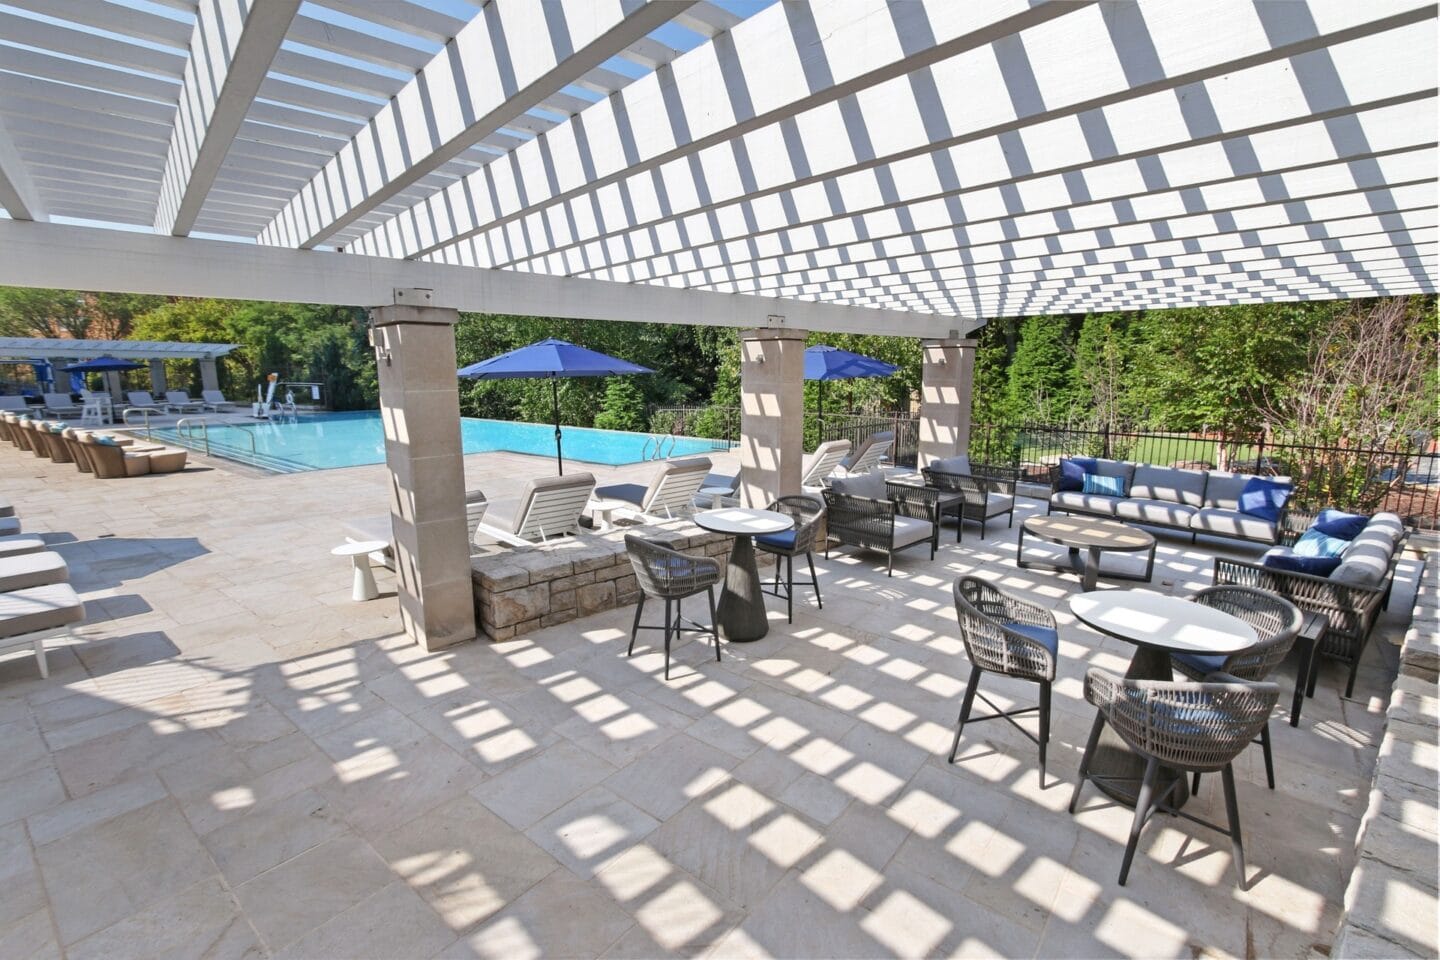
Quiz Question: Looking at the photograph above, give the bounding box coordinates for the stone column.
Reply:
[148,359,168,395]
[371,288,476,651]
[738,326,807,507]
[918,338,977,467]
[198,359,220,393]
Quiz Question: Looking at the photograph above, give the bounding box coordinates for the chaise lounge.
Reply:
[476,473,597,546]
[594,458,712,522]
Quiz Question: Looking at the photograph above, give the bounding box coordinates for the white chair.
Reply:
[799,439,852,493]
[0,582,85,678]
[476,473,597,546]
[836,431,893,476]
[594,458,712,522]
[201,390,238,412]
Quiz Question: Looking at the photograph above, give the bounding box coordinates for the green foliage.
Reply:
[1004,315,1076,422]
[594,377,647,431]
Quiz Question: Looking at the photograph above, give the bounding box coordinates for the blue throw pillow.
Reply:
[1057,457,1095,492]
[1293,526,1348,559]
[1082,473,1125,497]
[1263,552,1342,577]
[1313,508,1368,540]
[1238,477,1292,521]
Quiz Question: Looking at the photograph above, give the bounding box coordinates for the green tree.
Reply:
[1004,314,1076,422]
[594,377,648,431]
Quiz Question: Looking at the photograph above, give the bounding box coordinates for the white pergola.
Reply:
[0,337,238,361]
[0,0,1432,327]
[0,0,1434,648]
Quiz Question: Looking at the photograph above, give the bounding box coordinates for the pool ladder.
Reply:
[175,417,258,461]
[640,434,677,461]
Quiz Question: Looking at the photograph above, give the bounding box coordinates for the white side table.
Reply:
[332,540,388,601]
[697,485,734,509]
[587,497,629,532]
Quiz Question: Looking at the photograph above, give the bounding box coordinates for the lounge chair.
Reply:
[0,536,47,559]
[42,393,80,417]
[0,582,85,678]
[594,458,712,521]
[33,424,74,464]
[125,391,165,412]
[692,472,740,510]
[799,439,852,492]
[0,551,67,592]
[0,396,30,413]
[476,473,596,546]
[164,391,206,413]
[836,430,893,476]
[77,435,151,478]
[201,390,239,412]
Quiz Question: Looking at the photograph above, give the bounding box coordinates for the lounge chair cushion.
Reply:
[0,583,84,637]
[0,552,67,592]
[1050,491,1122,516]
[1172,651,1228,675]
[1008,623,1060,657]
[0,536,47,558]
[1129,466,1207,507]
[145,448,188,473]
[1190,507,1277,542]
[829,471,888,499]
[1329,520,1402,586]
[891,516,934,549]
[0,517,21,537]
[0,497,13,518]
[1203,471,1274,510]
[1092,458,1135,489]
[1113,498,1199,527]
[592,482,648,508]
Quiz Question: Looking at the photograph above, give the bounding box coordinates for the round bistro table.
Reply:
[332,539,388,601]
[1018,515,1156,591]
[1069,589,1257,809]
[693,507,794,642]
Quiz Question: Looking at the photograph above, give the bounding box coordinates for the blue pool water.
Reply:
[151,411,731,473]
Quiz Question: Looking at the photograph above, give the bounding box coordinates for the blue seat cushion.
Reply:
[1172,651,1228,675]
[1007,622,1059,657]
[1263,552,1342,576]
[756,530,797,551]
[1238,477,1292,521]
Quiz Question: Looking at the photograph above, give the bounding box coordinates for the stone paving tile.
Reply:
[0,448,1421,958]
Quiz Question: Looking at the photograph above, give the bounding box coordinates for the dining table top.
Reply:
[1068,589,1257,655]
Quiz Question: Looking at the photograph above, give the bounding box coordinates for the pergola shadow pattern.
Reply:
[0,449,1419,958]
[0,0,1433,324]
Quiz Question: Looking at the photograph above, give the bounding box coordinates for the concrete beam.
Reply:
[154,0,301,236]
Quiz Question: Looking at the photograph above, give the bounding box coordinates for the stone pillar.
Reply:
[199,359,220,392]
[738,326,807,507]
[148,359,168,395]
[918,338,977,467]
[371,288,476,651]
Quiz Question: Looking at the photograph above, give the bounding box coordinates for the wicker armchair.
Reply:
[757,494,826,623]
[1173,585,1302,790]
[623,535,722,680]
[949,576,1058,785]
[921,464,1018,541]
[1070,668,1279,889]
[1211,552,1393,699]
[822,479,940,576]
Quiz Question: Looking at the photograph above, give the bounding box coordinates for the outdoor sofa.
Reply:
[1214,509,1407,698]
[1048,457,1293,545]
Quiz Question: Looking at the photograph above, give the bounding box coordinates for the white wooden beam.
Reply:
[259,0,691,250]
[0,220,956,336]
[0,115,46,221]
[153,0,301,237]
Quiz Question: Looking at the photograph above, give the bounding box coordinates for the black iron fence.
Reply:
[650,405,1438,528]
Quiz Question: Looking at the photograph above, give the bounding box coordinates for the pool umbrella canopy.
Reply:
[458,338,653,474]
[58,356,144,372]
[803,345,898,422]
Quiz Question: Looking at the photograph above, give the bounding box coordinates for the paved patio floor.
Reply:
[0,443,1419,959]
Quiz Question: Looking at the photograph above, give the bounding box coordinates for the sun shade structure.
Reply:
[0,0,1431,331]
[0,339,238,362]
[458,338,653,474]
[804,344,899,423]
[57,356,145,372]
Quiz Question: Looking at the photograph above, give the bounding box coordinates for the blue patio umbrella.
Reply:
[58,356,144,373]
[458,338,653,474]
[804,345,898,422]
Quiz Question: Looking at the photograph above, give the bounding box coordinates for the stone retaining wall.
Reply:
[1331,555,1439,958]
[470,520,771,641]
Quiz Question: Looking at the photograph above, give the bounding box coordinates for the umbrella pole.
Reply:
[552,379,563,475]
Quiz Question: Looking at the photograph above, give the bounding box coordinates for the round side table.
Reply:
[332,540,388,601]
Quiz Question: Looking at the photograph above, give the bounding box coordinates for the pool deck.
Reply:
[0,444,1425,959]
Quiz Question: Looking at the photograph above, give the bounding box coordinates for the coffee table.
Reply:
[1018,515,1156,591]
[1070,590,1257,809]
[693,507,794,642]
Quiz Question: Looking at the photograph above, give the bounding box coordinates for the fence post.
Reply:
[1102,422,1111,459]
[1255,432,1267,475]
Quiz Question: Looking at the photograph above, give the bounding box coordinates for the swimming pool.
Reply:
[151,411,731,473]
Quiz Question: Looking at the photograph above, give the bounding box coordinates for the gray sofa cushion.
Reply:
[830,471,888,499]
[1191,507,1278,542]
[891,516,934,548]
[1051,491,1122,516]
[1129,465,1207,507]
[1331,518,1401,586]
[931,454,971,475]
[1114,498,1200,528]
[1092,458,1136,491]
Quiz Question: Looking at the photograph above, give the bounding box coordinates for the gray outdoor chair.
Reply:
[756,494,826,623]
[1172,585,1303,791]
[949,576,1058,785]
[1069,668,1279,890]
[594,457,712,521]
[624,535,722,680]
[475,473,595,546]
[922,462,1019,541]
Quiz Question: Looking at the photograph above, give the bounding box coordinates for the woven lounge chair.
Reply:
[476,473,596,546]
[1069,669,1278,890]
[949,576,1058,785]
[77,435,151,478]
[594,458,711,521]
[821,470,940,576]
[624,535,722,680]
[922,460,1018,541]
